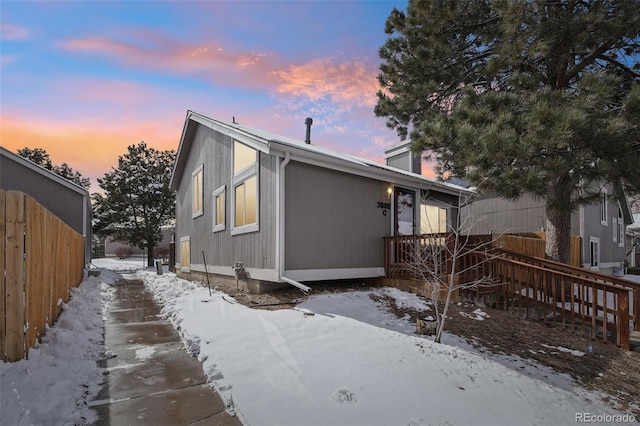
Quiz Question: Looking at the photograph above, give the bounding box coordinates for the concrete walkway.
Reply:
[91,276,242,425]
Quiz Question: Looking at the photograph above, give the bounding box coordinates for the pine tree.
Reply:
[93,142,176,267]
[52,163,91,189]
[17,147,91,189]
[375,0,640,263]
[17,147,53,170]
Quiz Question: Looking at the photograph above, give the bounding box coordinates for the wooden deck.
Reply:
[383,233,640,351]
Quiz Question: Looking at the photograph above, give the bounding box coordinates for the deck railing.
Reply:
[383,233,638,350]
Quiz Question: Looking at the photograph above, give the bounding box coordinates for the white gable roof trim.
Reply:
[170,110,472,197]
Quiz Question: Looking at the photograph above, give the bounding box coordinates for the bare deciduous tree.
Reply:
[409,193,503,343]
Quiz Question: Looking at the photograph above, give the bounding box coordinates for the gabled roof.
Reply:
[170,110,471,197]
[0,146,90,197]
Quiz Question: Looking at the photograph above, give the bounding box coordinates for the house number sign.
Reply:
[377,202,391,216]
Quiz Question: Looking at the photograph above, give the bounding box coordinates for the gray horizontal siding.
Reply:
[285,161,391,270]
[462,193,548,235]
[0,154,86,236]
[463,190,627,268]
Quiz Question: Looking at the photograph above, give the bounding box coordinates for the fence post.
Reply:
[618,292,630,351]
[634,288,640,332]
[5,191,25,362]
[0,189,6,361]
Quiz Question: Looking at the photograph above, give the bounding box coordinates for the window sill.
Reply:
[231,223,259,235]
[193,210,204,219]
[213,224,225,233]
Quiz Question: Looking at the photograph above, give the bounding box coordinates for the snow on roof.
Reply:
[186,111,470,195]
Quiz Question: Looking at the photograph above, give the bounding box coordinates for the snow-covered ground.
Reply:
[0,268,120,425]
[1,258,638,425]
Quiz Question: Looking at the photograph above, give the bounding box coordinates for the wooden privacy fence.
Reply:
[1,190,85,362]
[493,233,581,267]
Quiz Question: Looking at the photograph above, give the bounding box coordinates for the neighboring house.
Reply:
[102,227,173,257]
[627,213,640,268]
[169,111,472,292]
[461,188,634,275]
[0,146,91,265]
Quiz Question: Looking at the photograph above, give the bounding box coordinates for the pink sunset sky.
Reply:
[1,0,437,191]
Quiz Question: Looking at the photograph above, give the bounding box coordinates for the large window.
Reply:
[234,142,256,174]
[180,236,190,272]
[235,176,257,226]
[192,165,204,218]
[212,185,225,232]
[232,141,258,235]
[420,203,448,234]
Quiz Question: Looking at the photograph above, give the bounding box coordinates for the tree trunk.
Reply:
[545,206,572,264]
[147,244,155,267]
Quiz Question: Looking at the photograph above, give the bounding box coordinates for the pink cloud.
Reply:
[0,23,29,41]
[57,32,280,90]
[57,30,381,113]
[272,57,378,108]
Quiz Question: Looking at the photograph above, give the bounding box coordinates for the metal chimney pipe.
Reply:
[304,117,313,144]
[398,128,407,142]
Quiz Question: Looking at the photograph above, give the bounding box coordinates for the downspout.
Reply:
[277,152,311,293]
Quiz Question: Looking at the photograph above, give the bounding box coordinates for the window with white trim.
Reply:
[420,203,448,234]
[618,207,624,248]
[231,141,258,235]
[180,236,190,272]
[192,165,204,218]
[612,217,618,242]
[212,185,225,232]
[600,190,607,225]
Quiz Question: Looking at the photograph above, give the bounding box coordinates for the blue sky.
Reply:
[1,0,415,189]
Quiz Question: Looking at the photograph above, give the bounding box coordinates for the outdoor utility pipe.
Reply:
[276,151,310,293]
[304,117,313,144]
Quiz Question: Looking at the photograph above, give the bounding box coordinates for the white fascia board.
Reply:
[269,142,470,197]
[170,112,194,189]
[284,267,386,282]
[384,145,411,159]
[188,111,269,154]
[384,139,412,154]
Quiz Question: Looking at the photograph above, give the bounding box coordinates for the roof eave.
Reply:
[268,140,472,197]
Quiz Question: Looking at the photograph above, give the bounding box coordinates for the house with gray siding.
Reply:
[102,227,173,258]
[462,189,634,275]
[0,146,92,265]
[169,111,471,292]
[382,140,635,275]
